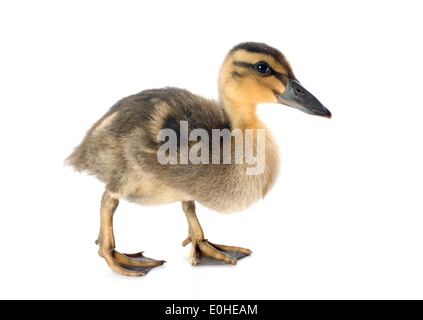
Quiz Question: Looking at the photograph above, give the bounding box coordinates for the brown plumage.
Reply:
[66,42,331,276]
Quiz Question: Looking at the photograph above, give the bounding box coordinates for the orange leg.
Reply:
[95,191,165,276]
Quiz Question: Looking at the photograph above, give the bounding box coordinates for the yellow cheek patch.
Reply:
[225,76,283,105]
[266,78,286,96]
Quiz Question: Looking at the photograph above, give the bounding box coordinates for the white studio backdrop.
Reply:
[1,0,422,299]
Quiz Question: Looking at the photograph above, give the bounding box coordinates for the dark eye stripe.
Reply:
[233,61,255,69]
[233,61,288,85]
[233,61,272,76]
[273,71,288,86]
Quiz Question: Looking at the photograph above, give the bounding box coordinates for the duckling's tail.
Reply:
[64,145,88,173]
[64,130,122,187]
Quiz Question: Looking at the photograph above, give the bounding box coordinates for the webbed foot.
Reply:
[182,237,252,266]
[99,248,165,277]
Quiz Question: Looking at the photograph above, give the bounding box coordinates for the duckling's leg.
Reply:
[181,201,252,265]
[95,190,165,276]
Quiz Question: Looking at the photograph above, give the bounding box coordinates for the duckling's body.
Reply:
[67,87,279,213]
[66,42,330,276]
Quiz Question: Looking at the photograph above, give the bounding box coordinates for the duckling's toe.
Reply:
[187,239,252,266]
[101,250,165,277]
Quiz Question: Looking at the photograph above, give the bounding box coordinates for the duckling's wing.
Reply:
[66,87,231,195]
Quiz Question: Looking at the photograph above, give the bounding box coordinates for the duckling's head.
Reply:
[219,42,331,127]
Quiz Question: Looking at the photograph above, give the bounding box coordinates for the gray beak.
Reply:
[277,79,331,118]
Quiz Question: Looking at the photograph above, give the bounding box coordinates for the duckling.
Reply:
[65,42,331,277]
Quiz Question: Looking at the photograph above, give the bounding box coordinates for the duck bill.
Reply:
[277,79,331,118]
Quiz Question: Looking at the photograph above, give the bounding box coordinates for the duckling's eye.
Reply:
[254,62,271,75]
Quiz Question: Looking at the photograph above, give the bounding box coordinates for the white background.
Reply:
[1,0,422,300]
